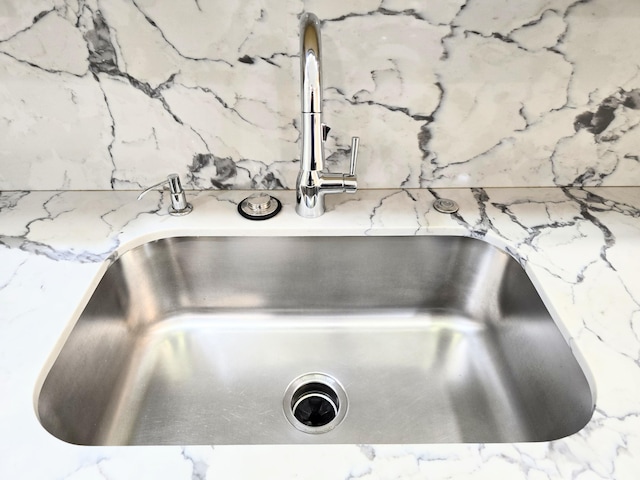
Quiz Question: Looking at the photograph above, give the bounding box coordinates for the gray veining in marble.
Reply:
[1,187,640,479]
[0,0,639,190]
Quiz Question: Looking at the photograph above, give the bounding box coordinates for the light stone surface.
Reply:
[1,187,640,479]
[1,0,640,190]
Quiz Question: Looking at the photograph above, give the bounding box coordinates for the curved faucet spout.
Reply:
[300,13,322,114]
[296,12,359,218]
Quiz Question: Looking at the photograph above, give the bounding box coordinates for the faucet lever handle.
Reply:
[349,136,360,176]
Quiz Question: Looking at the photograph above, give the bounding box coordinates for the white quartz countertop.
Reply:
[1,187,640,480]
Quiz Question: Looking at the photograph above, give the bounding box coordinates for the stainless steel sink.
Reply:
[37,236,593,445]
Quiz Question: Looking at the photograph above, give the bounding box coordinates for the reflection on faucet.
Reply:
[296,13,359,218]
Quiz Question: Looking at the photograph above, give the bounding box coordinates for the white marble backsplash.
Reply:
[1,0,640,190]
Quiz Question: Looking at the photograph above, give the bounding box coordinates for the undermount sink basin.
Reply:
[37,236,593,445]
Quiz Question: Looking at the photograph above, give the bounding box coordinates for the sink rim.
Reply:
[34,234,597,446]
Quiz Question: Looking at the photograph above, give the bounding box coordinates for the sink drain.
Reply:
[283,373,348,434]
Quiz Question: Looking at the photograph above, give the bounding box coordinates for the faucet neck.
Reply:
[300,13,322,114]
[301,112,325,172]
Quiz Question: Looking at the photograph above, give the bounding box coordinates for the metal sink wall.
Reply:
[37,236,593,445]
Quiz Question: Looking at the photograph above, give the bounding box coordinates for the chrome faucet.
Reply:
[296,13,359,218]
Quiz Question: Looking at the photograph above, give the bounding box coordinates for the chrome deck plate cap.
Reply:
[238,193,282,220]
[433,198,459,214]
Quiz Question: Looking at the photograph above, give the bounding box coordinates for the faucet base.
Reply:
[295,173,357,218]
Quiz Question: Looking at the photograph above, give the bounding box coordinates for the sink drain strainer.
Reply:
[283,373,348,434]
